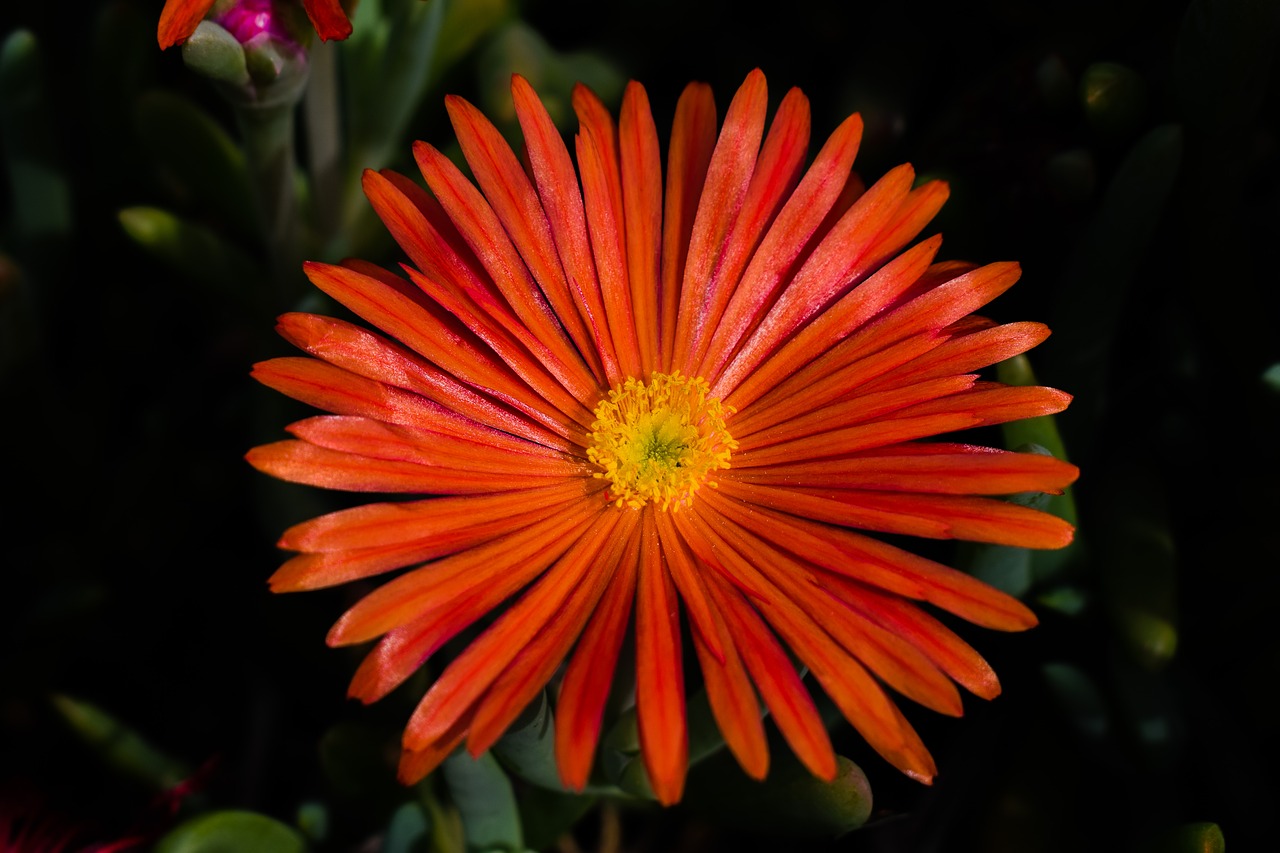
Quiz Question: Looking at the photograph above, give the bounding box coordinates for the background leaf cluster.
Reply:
[1,0,1276,850]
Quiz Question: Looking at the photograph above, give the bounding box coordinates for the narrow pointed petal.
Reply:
[731,329,943,440]
[446,94,605,382]
[301,258,579,449]
[704,488,1037,630]
[720,478,1075,549]
[398,714,471,785]
[637,512,688,805]
[302,0,353,41]
[659,82,718,367]
[328,503,596,647]
[157,0,214,48]
[685,87,812,372]
[619,82,665,372]
[712,163,919,398]
[402,509,617,750]
[270,477,596,592]
[688,581,769,780]
[672,68,768,370]
[412,141,599,406]
[675,510,937,783]
[653,512,725,663]
[825,578,1003,700]
[555,542,641,791]
[860,322,1051,391]
[699,110,864,384]
[693,501,963,717]
[512,74,622,384]
[737,376,978,454]
[466,511,640,755]
[274,311,565,452]
[724,235,940,412]
[574,93,643,378]
[704,574,837,780]
[733,444,1079,495]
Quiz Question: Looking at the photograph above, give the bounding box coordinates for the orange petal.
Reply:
[271,480,596,591]
[693,500,963,717]
[418,113,598,395]
[864,321,1051,390]
[398,712,471,785]
[825,577,1002,700]
[302,0,353,41]
[411,141,599,408]
[675,510,936,783]
[619,81,664,373]
[702,489,1037,631]
[685,86,811,373]
[704,574,836,780]
[402,509,618,750]
[653,512,725,664]
[730,329,942,439]
[724,235,940,412]
[555,540,641,791]
[688,579,769,780]
[659,81,717,368]
[574,90,643,378]
[156,0,215,48]
[512,74,622,384]
[699,108,863,385]
[328,503,597,647]
[466,511,640,756]
[300,260,578,449]
[736,376,977,454]
[713,163,918,396]
[672,68,768,370]
[732,444,1080,495]
[720,478,1075,549]
[636,512,688,805]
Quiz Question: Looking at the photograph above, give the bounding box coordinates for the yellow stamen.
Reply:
[587,372,737,511]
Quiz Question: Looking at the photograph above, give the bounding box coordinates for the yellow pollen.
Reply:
[587,372,737,511]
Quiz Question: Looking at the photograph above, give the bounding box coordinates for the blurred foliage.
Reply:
[2,0,1277,850]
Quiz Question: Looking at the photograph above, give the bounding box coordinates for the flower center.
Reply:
[587,372,737,511]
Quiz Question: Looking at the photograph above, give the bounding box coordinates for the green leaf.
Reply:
[133,90,259,240]
[383,801,430,853]
[1044,124,1182,455]
[994,354,1082,585]
[442,750,524,852]
[0,29,70,242]
[1080,62,1148,143]
[683,747,874,838]
[1148,821,1226,853]
[1094,465,1179,669]
[154,810,307,853]
[118,206,265,305]
[475,21,624,135]
[345,0,450,173]
[1041,662,1111,742]
[51,694,189,790]
[489,690,564,792]
[516,785,598,853]
[181,21,250,88]
[317,719,400,803]
[608,681,746,799]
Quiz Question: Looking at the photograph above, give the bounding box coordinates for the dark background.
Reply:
[3,0,1278,850]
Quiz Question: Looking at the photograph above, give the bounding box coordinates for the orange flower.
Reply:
[247,69,1078,804]
[157,0,353,49]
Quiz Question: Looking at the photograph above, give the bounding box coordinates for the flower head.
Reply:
[247,69,1078,803]
[158,0,353,50]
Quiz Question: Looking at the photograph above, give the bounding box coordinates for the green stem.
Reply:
[303,39,343,255]
[235,99,300,298]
